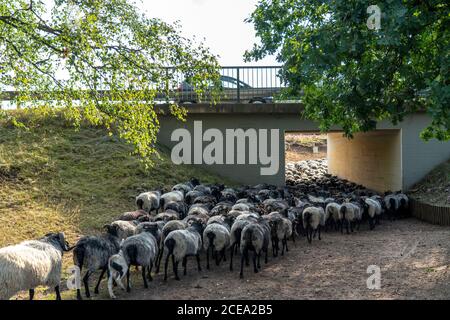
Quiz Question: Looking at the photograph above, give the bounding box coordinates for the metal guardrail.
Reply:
[167,66,285,104]
[1,66,288,108]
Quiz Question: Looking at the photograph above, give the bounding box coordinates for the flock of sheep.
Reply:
[0,168,410,300]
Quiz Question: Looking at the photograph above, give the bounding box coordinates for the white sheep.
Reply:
[0,233,69,300]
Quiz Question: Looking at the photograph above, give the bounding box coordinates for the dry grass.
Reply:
[285,133,327,147]
[0,112,234,299]
[408,159,450,207]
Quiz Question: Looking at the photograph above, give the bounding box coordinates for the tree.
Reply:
[0,0,220,163]
[245,0,449,140]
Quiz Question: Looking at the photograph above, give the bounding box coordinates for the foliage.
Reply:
[246,0,449,140]
[0,0,220,163]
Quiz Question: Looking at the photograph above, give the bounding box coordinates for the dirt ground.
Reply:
[82,218,450,300]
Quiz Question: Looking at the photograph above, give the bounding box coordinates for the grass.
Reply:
[285,133,327,147]
[408,159,450,207]
[0,111,234,299]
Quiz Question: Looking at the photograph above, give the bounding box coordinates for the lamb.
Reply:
[136,191,161,214]
[107,222,159,298]
[110,220,136,240]
[117,209,148,221]
[163,221,203,281]
[203,220,231,269]
[302,206,325,243]
[72,225,121,300]
[239,218,271,279]
[0,232,70,300]
[363,198,382,230]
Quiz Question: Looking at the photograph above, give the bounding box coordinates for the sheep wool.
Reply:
[136,191,161,214]
[0,233,67,300]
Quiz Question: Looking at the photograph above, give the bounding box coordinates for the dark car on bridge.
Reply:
[177,75,280,104]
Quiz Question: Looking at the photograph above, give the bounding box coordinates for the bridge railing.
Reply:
[1,66,292,108]
[173,66,285,104]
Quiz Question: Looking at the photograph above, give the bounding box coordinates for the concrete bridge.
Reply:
[156,103,450,193]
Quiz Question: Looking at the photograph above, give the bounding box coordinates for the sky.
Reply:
[137,0,278,66]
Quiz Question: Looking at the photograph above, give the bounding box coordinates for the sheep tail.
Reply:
[207,232,215,247]
[126,245,138,266]
[73,245,85,268]
[165,238,176,256]
[136,198,144,210]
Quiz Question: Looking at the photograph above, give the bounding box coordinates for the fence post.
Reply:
[236,67,240,103]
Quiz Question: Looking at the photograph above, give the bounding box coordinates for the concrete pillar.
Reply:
[327,130,402,193]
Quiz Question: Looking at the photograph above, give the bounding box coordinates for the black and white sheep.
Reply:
[203,218,231,269]
[264,212,292,257]
[239,218,271,278]
[72,225,120,300]
[0,233,70,300]
[107,222,159,298]
[136,191,161,214]
[302,206,325,243]
[163,221,204,281]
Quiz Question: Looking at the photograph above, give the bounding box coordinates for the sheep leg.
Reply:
[239,250,246,279]
[126,269,131,292]
[215,249,220,266]
[142,266,148,289]
[54,286,61,300]
[173,256,180,281]
[163,253,170,281]
[206,246,210,270]
[318,226,322,240]
[29,289,34,300]
[196,254,202,272]
[182,256,187,275]
[346,221,350,234]
[229,243,234,271]
[83,270,92,298]
[257,253,261,269]
[245,253,250,266]
[264,248,268,264]
[156,245,164,274]
[252,251,258,273]
[148,263,153,281]
[94,267,107,294]
[222,248,227,262]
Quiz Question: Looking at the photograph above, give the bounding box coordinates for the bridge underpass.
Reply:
[157,103,449,193]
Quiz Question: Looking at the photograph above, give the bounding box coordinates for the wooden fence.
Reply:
[410,198,450,226]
